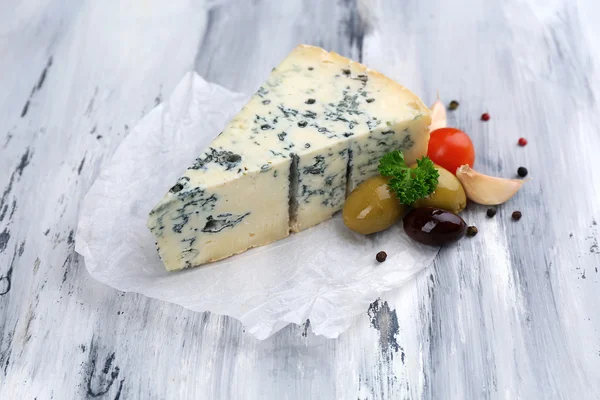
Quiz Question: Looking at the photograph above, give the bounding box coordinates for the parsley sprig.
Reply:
[378,150,439,205]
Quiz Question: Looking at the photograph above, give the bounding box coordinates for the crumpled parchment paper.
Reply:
[75,72,439,340]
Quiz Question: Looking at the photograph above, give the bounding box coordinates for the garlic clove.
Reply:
[455,165,525,205]
[429,94,447,131]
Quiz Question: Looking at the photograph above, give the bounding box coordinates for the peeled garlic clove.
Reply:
[455,165,525,205]
[429,95,447,131]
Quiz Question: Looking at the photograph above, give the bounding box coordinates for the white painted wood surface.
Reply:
[1,0,600,398]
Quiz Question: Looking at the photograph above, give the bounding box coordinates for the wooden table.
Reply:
[1,0,599,398]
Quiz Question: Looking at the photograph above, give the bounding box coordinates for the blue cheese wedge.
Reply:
[148,45,431,271]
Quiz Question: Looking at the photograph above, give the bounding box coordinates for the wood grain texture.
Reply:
[1,0,600,398]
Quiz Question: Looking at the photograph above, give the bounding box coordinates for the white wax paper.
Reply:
[75,72,439,340]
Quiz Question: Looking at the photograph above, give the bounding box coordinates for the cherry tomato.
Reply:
[427,128,475,174]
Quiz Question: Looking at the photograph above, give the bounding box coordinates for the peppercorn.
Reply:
[376,251,387,263]
[466,226,478,237]
[486,208,497,218]
[512,211,522,221]
[518,137,528,146]
[305,98,316,104]
[517,167,528,177]
[448,100,459,110]
[481,113,490,121]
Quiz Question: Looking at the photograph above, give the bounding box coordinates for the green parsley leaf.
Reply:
[378,150,439,205]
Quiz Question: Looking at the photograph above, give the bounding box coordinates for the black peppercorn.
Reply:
[305,98,315,104]
[298,121,308,128]
[486,208,497,218]
[376,251,387,263]
[448,100,459,110]
[366,98,375,103]
[512,211,522,221]
[517,167,528,177]
[467,226,478,237]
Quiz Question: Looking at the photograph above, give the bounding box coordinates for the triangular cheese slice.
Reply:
[148,45,431,271]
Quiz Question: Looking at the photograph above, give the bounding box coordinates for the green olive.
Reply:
[343,176,407,235]
[414,165,466,214]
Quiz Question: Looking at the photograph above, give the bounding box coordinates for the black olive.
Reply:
[403,208,466,246]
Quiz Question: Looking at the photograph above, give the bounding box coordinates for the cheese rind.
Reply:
[148,45,431,271]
